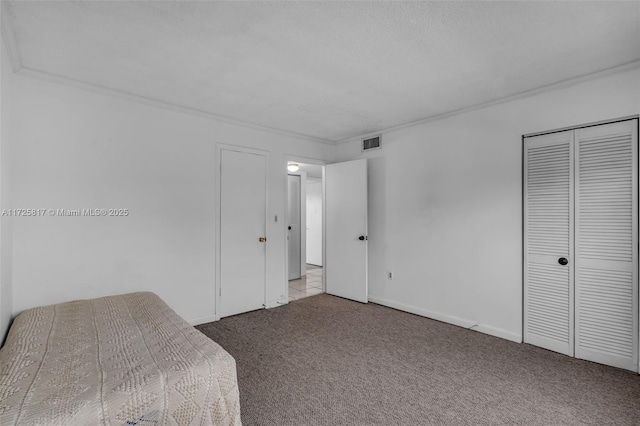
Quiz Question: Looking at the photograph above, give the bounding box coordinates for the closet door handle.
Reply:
[558,257,568,266]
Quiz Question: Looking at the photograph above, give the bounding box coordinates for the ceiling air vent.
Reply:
[362,135,381,151]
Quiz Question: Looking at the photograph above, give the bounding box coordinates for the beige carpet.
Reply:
[196,294,640,426]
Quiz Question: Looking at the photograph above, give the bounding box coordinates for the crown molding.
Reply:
[1,1,22,72]
[1,1,335,145]
[0,0,333,145]
[4,0,638,149]
[16,67,336,145]
[335,59,640,145]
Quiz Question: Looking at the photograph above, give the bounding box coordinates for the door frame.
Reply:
[216,143,270,321]
[283,156,326,302]
[521,115,640,372]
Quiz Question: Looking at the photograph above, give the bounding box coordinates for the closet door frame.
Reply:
[522,115,639,373]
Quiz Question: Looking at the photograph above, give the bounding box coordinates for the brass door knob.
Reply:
[259,237,267,243]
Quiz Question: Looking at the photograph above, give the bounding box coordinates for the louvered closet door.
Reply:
[524,130,574,356]
[575,120,638,371]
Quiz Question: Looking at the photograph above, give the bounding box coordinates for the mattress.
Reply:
[0,292,241,425]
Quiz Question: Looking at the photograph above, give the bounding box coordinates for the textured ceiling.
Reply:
[3,1,639,143]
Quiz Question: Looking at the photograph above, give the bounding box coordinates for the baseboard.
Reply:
[367,295,521,344]
[267,299,288,309]
[473,324,521,343]
[187,314,217,326]
[188,300,286,324]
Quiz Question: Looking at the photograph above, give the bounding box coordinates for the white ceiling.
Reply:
[2,1,639,143]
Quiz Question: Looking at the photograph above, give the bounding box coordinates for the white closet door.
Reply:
[524,130,574,356]
[575,119,638,371]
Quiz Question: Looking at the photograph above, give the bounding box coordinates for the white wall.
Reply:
[9,73,333,325]
[306,178,323,266]
[0,32,14,342]
[336,67,640,342]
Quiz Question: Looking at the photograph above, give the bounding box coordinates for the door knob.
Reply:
[558,257,568,265]
[259,237,267,243]
[358,236,367,241]
[288,226,292,230]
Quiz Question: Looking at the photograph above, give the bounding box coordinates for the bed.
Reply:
[0,292,242,425]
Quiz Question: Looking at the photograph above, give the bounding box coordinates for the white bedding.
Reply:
[0,292,241,425]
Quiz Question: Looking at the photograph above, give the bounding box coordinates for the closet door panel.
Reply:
[575,119,638,371]
[524,130,574,356]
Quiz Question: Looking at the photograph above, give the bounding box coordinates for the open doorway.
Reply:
[287,161,324,301]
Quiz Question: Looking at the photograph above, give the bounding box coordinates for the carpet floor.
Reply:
[196,294,640,426]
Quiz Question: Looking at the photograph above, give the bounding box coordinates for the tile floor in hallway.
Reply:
[288,265,323,301]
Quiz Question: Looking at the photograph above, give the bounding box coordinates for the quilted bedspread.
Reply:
[0,292,242,425]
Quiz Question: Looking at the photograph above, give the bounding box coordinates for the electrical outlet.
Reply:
[388,271,393,280]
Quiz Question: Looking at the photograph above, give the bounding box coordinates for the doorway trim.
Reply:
[283,156,326,303]
[216,143,270,321]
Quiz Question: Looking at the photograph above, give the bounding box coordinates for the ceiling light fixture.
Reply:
[287,162,300,172]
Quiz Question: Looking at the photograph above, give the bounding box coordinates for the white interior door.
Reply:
[220,148,266,318]
[325,159,368,303]
[524,130,575,357]
[574,120,638,371]
[288,174,302,280]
